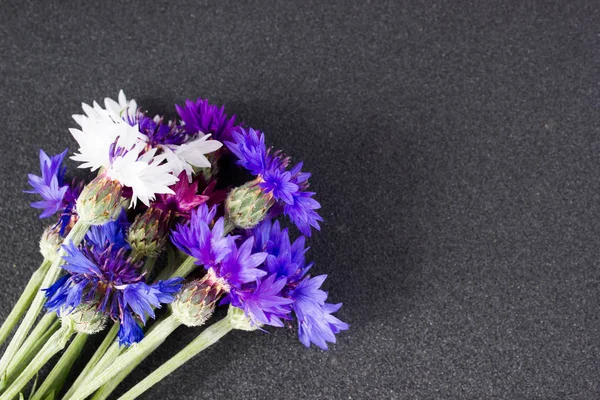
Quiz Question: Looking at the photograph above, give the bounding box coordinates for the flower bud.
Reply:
[61,303,107,335]
[128,207,170,260]
[171,270,227,327]
[39,226,62,263]
[227,305,260,331]
[76,175,125,225]
[225,178,275,230]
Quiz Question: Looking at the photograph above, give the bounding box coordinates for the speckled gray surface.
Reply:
[1,1,599,399]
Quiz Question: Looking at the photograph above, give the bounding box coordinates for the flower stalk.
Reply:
[0,219,91,386]
[0,321,75,400]
[119,316,233,400]
[62,323,119,400]
[67,314,182,400]
[30,331,88,400]
[2,314,59,389]
[0,259,51,347]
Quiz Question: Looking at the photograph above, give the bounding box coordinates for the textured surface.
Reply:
[1,1,599,399]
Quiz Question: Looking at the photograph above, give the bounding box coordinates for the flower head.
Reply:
[44,219,183,345]
[176,98,238,142]
[171,205,231,268]
[26,149,70,217]
[26,149,83,236]
[227,220,347,348]
[226,128,268,176]
[225,128,322,236]
[229,274,293,327]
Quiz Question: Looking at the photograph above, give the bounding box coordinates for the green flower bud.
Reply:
[227,305,260,331]
[127,207,170,260]
[76,175,125,225]
[61,303,107,335]
[171,270,227,327]
[225,178,275,230]
[39,226,62,263]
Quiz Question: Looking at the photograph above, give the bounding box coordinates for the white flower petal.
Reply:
[173,135,223,169]
[160,146,194,181]
[69,101,146,172]
[107,144,179,207]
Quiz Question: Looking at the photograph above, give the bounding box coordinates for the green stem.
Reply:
[66,314,181,400]
[0,221,90,383]
[30,332,87,400]
[0,325,74,400]
[118,317,232,400]
[171,256,196,279]
[142,257,157,276]
[3,315,59,388]
[0,260,51,348]
[69,309,171,398]
[90,363,135,400]
[86,341,121,379]
[223,219,236,236]
[62,323,119,400]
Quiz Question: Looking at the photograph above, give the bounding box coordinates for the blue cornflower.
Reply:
[252,220,311,280]
[259,167,299,205]
[283,190,323,237]
[171,205,231,269]
[25,149,69,218]
[218,237,268,288]
[296,301,349,350]
[172,204,269,286]
[84,210,130,251]
[289,274,349,350]
[235,220,347,349]
[44,222,183,346]
[176,98,238,142]
[226,128,268,176]
[25,149,83,235]
[225,128,323,236]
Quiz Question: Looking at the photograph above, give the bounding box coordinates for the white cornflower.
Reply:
[69,90,223,205]
[70,92,177,207]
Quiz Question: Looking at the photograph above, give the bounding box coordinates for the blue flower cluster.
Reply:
[44,216,182,346]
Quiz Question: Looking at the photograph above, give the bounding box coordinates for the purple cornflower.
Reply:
[226,128,268,175]
[225,128,323,236]
[252,220,311,280]
[172,205,293,325]
[172,203,269,287]
[136,115,193,147]
[218,237,268,288]
[229,274,293,327]
[44,219,183,346]
[25,149,81,225]
[171,204,231,268]
[176,98,238,142]
[259,168,298,205]
[172,211,346,345]
[238,220,347,349]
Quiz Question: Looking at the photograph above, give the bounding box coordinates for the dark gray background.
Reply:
[1,1,599,399]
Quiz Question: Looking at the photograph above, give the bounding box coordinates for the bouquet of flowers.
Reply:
[0,92,348,399]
